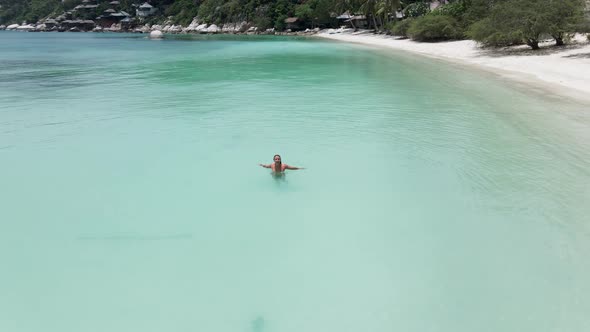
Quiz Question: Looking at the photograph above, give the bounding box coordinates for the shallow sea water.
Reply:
[1,31,590,332]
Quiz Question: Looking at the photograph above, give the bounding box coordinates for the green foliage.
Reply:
[467,17,524,47]
[407,14,463,41]
[61,0,79,12]
[430,0,468,20]
[294,3,313,21]
[197,0,225,24]
[467,0,585,49]
[166,0,199,25]
[274,14,287,30]
[0,0,62,24]
[295,0,337,28]
[577,19,590,33]
[253,16,273,30]
[543,0,584,45]
[404,1,429,18]
[461,0,495,26]
[391,18,413,38]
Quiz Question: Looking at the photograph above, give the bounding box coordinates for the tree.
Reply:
[467,0,547,49]
[544,0,585,46]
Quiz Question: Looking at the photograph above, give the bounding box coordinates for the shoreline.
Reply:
[3,28,590,103]
[316,30,590,105]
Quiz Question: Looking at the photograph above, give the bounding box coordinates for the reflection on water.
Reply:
[272,172,287,183]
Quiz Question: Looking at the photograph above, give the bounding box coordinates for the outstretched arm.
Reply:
[259,164,271,168]
[285,165,304,170]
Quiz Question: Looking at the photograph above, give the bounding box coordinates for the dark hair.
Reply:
[274,154,281,160]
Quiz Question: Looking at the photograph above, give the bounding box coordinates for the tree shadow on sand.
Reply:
[475,42,587,57]
[563,52,590,59]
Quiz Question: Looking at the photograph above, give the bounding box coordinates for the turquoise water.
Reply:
[1,31,590,332]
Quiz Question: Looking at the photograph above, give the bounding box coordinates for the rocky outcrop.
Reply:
[195,24,208,33]
[206,24,220,33]
[16,24,36,31]
[0,14,321,36]
[104,23,122,32]
[223,22,249,33]
[134,24,151,33]
[183,18,200,32]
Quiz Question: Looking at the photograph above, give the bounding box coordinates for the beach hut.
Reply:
[97,10,131,28]
[136,3,158,17]
[284,17,302,31]
[336,12,368,29]
[120,16,137,30]
[61,20,95,31]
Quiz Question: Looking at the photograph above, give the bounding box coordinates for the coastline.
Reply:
[3,27,589,103]
[316,30,590,104]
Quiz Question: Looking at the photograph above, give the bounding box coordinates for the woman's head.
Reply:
[273,154,281,163]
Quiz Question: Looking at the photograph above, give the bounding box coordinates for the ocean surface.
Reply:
[1,31,589,332]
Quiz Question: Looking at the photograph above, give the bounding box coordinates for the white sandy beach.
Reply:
[317,30,590,104]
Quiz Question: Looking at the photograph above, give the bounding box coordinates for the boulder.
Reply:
[184,18,200,32]
[16,24,35,31]
[0,25,6,30]
[149,30,163,39]
[137,25,150,33]
[195,23,208,33]
[206,24,220,33]
[236,21,249,32]
[168,25,182,33]
[221,23,235,33]
[108,23,121,32]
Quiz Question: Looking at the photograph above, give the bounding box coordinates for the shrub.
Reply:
[253,16,272,30]
[467,17,524,47]
[391,18,414,38]
[407,15,464,41]
[274,15,287,30]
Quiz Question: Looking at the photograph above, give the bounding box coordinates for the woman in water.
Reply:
[259,154,304,174]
